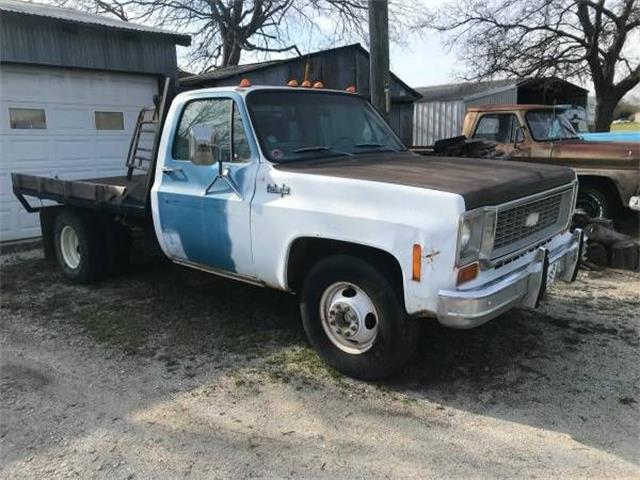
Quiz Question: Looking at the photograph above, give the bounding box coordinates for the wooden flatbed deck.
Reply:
[11,173,149,216]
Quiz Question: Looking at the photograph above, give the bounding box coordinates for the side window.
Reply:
[473,114,521,143]
[95,111,124,130]
[9,108,46,129]
[172,98,251,163]
[172,98,232,162]
[473,115,500,141]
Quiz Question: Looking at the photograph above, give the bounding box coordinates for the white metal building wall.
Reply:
[412,86,520,146]
[412,100,465,146]
[0,65,157,242]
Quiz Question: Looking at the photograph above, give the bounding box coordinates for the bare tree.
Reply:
[426,0,640,131]
[55,0,421,73]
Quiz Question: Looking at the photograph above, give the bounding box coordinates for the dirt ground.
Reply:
[1,246,638,479]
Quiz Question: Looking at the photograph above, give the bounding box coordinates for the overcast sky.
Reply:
[390,31,457,88]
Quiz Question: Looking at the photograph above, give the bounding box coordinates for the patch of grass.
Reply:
[265,346,347,385]
[610,122,640,132]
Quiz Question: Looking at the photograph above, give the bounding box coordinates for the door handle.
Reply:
[162,166,183,174]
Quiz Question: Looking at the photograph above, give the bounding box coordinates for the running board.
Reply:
[172,258,266,288]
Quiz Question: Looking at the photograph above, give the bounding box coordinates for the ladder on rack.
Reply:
[125,78,171,180]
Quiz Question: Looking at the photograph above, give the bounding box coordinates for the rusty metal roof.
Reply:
[0,0,190,45]
[416,79,518,102]
[466,104,552,112]
[182,60,283,84]
[416,77,588,103]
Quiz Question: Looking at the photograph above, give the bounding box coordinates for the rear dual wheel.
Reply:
[53,209,129,284]
[300,255,418,380]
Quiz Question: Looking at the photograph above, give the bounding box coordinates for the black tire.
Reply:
[53,209,105,284]
[300,255,419,380]
[576,185,616,219]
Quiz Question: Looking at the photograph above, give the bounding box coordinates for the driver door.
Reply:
[155,95,258,277]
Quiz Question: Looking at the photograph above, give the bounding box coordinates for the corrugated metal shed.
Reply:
[181,44,422,145]
[0,0,190,41]
[0,0,190,77]
[413,77,588,146]
[413,101,466,146]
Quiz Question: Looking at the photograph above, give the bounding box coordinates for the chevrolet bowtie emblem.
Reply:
[525,212,540,227]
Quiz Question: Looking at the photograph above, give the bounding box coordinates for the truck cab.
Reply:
[12,84,583,379]
[462,105,640,218]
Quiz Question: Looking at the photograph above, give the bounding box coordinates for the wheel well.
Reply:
[286,237,405,297]
[578,175,622,205]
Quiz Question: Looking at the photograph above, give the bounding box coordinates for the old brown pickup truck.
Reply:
[462,104,639,218]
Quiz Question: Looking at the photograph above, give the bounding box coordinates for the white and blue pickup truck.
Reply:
[12,83,583,379]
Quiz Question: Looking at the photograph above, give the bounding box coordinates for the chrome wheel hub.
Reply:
[60,225,81,269]
[320,282,379,354]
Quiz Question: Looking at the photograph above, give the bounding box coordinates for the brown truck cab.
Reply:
[462,104,640,218]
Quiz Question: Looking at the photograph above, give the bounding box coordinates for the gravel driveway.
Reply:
[1,247,638,479]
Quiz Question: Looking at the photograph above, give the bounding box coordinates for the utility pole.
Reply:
[368,0,390,119]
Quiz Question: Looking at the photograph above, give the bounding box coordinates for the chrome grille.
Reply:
[492,185,575,259]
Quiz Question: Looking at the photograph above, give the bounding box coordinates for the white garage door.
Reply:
[0,65,158,242]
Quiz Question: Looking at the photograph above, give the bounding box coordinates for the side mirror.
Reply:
[188,124,219,166]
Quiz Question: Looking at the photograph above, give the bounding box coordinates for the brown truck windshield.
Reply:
[246,90,405,163]
[525,110,580,142]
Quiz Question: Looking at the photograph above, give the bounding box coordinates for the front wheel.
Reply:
[576,185,616,219]
[300,255,418,380]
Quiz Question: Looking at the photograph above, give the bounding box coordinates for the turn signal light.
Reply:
[412,244,422,282]
[301,80,312,87]
[345,85,356,93]
[287,79,299,87]
[238,78,251,87]
[312,81,324,89]
[457,262,479,285]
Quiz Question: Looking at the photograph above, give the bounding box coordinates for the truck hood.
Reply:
[551,139,639,168]
[275,152,576,210]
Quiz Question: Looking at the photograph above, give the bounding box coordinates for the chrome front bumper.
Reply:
[437,229,583,329]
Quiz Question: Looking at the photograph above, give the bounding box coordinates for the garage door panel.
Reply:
[1,65,157,242]
[95,137,129,157]
[2,138,51,167]
[0,200,15,238]
[55,139,94,161]
[54,107,92,131]
[0,69,50,102]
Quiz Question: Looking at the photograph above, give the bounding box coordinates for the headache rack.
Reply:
[491,183,577,260]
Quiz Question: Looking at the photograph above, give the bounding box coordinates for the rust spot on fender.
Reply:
[423,249,441,264]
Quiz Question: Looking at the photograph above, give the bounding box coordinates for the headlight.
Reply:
[456,208,497,266]
[459,221,472,251]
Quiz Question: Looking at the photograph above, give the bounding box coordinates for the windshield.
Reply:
[246,90,405,163]
[525,109,580,141]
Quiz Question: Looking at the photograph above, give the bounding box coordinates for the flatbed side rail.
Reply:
[11,173,145,217]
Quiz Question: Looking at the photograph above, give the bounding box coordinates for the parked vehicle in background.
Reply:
[579,131,640,144]
[462,104,640,218]
[11,82,583,379]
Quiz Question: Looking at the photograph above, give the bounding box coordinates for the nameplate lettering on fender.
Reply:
[267,183,291,197]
